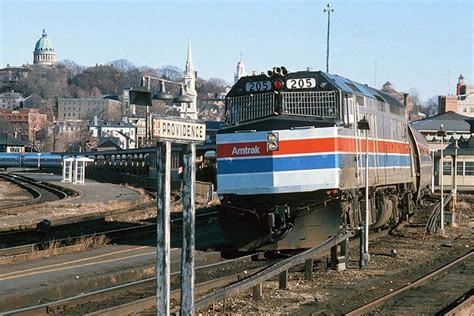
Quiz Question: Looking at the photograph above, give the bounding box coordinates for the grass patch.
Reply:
[30,234,110,259]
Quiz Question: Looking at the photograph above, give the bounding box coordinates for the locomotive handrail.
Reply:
[176,227,354,313]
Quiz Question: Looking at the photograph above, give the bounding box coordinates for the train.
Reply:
[0,153,63,169]
[216,67,432,252]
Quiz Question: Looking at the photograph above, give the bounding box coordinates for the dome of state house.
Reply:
[33,29,56,66]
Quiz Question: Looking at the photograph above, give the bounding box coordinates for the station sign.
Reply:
[152,116,206,142]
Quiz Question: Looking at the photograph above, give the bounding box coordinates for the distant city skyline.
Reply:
[1,0,472,101]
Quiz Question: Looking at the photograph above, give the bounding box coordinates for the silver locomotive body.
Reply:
[217,70,431,251]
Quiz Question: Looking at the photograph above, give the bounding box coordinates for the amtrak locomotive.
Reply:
[216,68,432,251]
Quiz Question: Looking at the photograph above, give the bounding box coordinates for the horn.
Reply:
[281,66,288,76]
[273,67,282,75]
[266,70,274,77]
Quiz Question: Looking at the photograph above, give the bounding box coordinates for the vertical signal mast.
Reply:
[324,3,334,73]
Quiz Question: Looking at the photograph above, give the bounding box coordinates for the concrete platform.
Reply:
[0,243,223,312]
[21,173,142,204]
[0,173,149,232]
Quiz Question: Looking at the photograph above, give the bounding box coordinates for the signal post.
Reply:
[153,116,206,315]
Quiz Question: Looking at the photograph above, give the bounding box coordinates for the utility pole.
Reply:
[324,3,334,73]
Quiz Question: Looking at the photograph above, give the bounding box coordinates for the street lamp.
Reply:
[437,124,447,234]
[129,75,193,146]
[357,116,370,262]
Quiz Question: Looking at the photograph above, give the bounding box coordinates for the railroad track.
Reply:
[0,208,220,260]
[2,251,267,315]
[0,173,70,211]
[426,192,454,234]
[344,250,473,315]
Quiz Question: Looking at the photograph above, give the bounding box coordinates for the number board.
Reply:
[152,117,206,142]
[245,81,271,92]
[286,78,317,90]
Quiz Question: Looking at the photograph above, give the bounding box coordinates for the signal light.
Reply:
[273,80,284,90]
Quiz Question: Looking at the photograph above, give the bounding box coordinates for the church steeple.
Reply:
[182,39,198,120]
[234,53,246,83]
[185,39,193,75]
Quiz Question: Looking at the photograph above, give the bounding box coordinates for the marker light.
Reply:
[273,80,284,90]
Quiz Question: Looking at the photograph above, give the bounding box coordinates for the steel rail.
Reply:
[0,209,219,258]
[85,266,267,316]
[8,173,69,199]
[440,288,474,316]
[344,250,473,315]
[426,192,453,234]
[2,252,261,315]
[178,227,354,313]
[0,174,42,210]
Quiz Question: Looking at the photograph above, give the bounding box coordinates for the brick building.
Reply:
[58,97,121,122]
[0,108,48,141]
[439,74,474,116]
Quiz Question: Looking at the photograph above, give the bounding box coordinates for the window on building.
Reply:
[457,161,463,176]
[443,161,451,175]
[465,162,474,176]
[471,108,474,113]
[463,108,467,112]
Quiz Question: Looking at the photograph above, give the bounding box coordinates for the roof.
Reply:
[0,134,28,146]
[322,73,404,108]
[205,121,226,130]
[97,137,122,149]
[102,95,120,101]
[443,136,474,156]
[411,111,472,133]
[91,121,135,128]
[34,29,54,51]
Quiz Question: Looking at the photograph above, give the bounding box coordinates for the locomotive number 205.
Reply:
[245,81,271,92]
[286,78,316,89]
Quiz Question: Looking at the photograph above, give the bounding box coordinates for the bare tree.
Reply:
[106,59,135,72]
[421,96,438,117]
[408,88,422,113]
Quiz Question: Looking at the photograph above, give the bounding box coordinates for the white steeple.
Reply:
[185,40,193,74]
[234,53,246,83]
[182,39,198,120]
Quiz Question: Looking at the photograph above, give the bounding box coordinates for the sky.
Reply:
[0,0,472,101]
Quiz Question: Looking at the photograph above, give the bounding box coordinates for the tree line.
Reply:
[2,58,229,121]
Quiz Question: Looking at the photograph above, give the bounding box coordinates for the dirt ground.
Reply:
[0,193,151,231]
[0,179,31,202]
[199,197,473,315]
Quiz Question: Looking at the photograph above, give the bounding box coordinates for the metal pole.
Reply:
[157,141,171,315]
[324,3,334,73]
[452,138,458,225]
[431,150,435,194]
[364,129,369,259]
[181,143,196,315]
[146,77,151,145]
[359,223,365,269]
[440,137,444,234]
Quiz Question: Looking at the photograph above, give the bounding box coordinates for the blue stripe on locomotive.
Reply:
[218,154,410,174]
